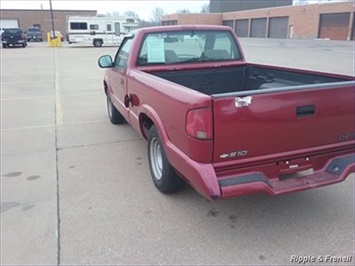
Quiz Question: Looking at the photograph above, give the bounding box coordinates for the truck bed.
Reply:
[147,62,354,168]
[150,64,353,95]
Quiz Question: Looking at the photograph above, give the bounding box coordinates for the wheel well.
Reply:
[140,113,154,140]
[103,81,108,95]
[93,38,103,43]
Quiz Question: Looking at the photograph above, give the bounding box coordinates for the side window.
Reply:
[70,22,87,30]
[90,24,99,30]
[114,38,133,69]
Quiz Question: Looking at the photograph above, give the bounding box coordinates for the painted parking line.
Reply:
[54,48,63,126]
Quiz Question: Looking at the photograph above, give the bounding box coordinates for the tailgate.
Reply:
[212,83,355,163]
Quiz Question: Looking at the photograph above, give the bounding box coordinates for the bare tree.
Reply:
[176,9,191,14]
[151,7,165,26]
[105,11,120,17]
[138,20,157,28]
[122,11,157,29]
[124,11,140,21]
[200,3,210,13]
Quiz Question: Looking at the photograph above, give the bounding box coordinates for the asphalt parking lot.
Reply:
[1,39,354,265]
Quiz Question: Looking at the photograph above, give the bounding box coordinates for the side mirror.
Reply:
[98,55,113,68]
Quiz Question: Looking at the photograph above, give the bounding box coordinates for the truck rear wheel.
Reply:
[147,126,184,194]
[93,39,103,47]
[107,94,125,124]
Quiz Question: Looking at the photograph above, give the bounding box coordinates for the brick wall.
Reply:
[162,13,223,26]
[162,2,354,40]
[0,9,96,38]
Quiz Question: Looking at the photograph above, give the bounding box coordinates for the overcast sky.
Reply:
[1,0,349,20]
[1,0,210,20]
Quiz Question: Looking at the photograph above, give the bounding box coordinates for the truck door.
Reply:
[107,38,133,122]
[105,22,114,44]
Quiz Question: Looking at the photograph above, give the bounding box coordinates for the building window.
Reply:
[70,22,87,30]
[107,24,112,31]
[162,20,177,26]
[90,24,99,30]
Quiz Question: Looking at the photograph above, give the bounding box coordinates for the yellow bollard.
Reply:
[47,32,62,47]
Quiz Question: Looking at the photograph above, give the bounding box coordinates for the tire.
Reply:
[2,44,7,48]
[22,43,26,48]
[147,126,184,194]
[107,94,125,124]
[93,39,103,47]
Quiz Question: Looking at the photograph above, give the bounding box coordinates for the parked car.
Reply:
[26,27,43,42]
[1,28,27,48]
[98,25,355,201]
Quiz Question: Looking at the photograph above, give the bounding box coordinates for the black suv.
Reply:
[26,27,43,42]
[1,28,27,48]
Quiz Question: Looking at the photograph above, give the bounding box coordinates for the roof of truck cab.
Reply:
[135,25,232,34]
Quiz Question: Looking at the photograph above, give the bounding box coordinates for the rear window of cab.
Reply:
[137,30,242,66]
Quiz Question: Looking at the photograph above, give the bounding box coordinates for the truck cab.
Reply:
[26,27,43,42]
[1,28,27,48]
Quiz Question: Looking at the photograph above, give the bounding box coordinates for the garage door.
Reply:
[0,19,19,34]
[268,16,289,38]
[235,19,249,37]
[251,18,266,38]
[319,13,350,40]
[1,19,19,28]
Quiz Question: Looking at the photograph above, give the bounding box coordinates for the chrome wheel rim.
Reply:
[150,137,163,181]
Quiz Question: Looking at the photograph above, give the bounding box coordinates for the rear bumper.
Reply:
[167,140,354,200]
[219,154,354,198]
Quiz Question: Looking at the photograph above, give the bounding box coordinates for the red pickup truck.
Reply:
[98,25,354,200]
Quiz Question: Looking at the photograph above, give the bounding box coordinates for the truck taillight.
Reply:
[186,107,213,140]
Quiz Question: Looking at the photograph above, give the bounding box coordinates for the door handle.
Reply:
[120,78,124,85]
[124,95,130,108]
[124,94,139,108]
[297,105,315,117]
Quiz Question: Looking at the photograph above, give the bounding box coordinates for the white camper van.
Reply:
[66,16,138,47]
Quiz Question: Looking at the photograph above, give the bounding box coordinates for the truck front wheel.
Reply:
[147,126,184,194]
[107,94,125,124]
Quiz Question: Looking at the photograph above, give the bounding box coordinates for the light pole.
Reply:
[49,0,55,38]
